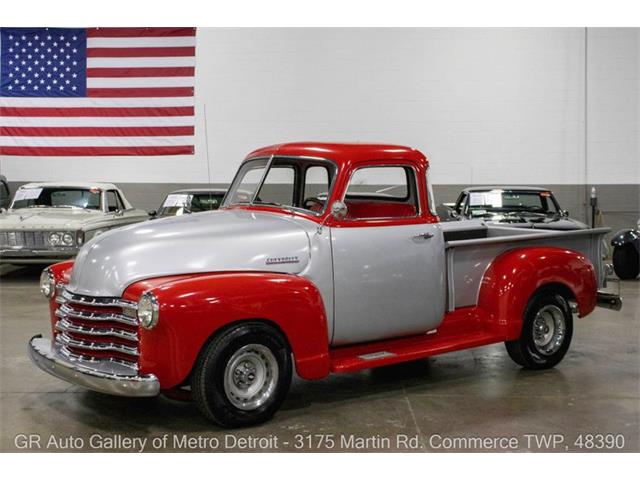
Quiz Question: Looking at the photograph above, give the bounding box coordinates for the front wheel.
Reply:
[612,244,640,280]
[505,291,573,369]
[191,322,292,428]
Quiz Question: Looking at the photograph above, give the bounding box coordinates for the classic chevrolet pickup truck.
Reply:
[29,143,621,427]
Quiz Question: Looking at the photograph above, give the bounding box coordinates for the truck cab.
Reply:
[29,143,620,428]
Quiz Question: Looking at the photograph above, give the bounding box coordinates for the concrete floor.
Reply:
[1,265,638,452]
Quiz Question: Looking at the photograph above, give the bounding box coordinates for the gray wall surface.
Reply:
[1,28,638,233]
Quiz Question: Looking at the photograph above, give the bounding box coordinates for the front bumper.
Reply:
[596,291,623,311]
[28,335,160,397]
[1,247,78,264]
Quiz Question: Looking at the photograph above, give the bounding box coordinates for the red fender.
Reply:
[123,272,331,389]
[478,247,597,340]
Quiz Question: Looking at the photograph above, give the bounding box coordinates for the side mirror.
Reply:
[561,210,569,217]
[449,210,459,219]
[114,209,124,217]
[331,201,348,220]
[147,209,157,217]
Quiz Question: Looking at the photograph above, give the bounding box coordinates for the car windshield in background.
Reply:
[11,187,102,210]
[157,192,225,217]
[223,156,337,214]
[467,190,559,217]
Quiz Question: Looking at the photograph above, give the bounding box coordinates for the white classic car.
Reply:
[0,182,148,265]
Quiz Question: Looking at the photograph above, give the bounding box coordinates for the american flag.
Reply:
[0,27,195,156]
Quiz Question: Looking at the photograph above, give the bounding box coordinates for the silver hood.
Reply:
[68,209,312,297]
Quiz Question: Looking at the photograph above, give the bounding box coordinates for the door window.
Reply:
[343,166,418,219]
[106,190,123,212]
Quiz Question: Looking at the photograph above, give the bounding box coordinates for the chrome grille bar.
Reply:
[57,287,138,310]
[55,318,138,342]
[56,332,139,356]
[56,303,138,327]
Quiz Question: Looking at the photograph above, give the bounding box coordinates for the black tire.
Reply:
[191,322,292,428]
[612,244,640,280]
[505,290,573,370]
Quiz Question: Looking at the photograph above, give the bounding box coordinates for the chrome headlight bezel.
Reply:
[62,232,74,246]
[48,232,61,246]
[39,268,55,298]
[137,291,159,330]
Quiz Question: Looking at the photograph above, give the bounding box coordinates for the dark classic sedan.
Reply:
[439,186,588,230]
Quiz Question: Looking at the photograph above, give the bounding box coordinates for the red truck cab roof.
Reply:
[245,142,429,170]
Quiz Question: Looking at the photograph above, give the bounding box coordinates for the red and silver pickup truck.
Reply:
[29,143,621,427]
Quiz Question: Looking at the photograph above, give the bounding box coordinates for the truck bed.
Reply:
[440,222,610,311]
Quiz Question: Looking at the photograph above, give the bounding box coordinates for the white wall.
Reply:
[1,28,638,185]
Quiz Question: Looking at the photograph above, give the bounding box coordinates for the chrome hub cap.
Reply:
[532,305,565,355]
[224,344,278,411]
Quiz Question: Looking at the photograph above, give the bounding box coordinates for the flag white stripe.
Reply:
[87,57,196,68]
[86,77,195,88]
[0,97,194,107]
[1,116,194,127]
[87,37,196,48]
[0,136,195,147]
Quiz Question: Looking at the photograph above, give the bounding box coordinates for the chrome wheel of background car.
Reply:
[223,344,279,411]
[532,305,565,355]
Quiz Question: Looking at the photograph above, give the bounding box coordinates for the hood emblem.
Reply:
[266,255,300,265]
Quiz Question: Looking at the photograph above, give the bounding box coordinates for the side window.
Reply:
[106,190,123,212]
[255,166,295,205]
[303,166,330,212]
[343,166,418,220]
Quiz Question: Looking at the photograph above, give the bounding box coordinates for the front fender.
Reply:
[611,229,640,251]
[123,272,330,389]
[478,247,597,340]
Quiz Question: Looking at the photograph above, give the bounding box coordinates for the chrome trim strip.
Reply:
[56,303,138,327]
[29,336,158,398]
[55,318,138,342]
[57,287,137,310]
[56,332,139,356]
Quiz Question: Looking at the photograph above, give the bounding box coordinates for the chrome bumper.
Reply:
[596,291,623,311]
[28,335,160,397]
[1,247,77,264]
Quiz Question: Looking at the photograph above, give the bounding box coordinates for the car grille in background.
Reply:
[54,286,139,370]
[0,230,47,248]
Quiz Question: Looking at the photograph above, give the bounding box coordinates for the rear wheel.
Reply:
[612,244,640,280]
[505,291,573,369]
[191,322,292,428]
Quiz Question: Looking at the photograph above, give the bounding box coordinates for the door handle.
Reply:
[413,232,434,240]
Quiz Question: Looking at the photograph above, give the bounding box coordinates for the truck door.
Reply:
[330,164,446,346]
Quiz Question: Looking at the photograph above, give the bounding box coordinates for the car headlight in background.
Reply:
[39,269,55,298]
[137,291,159,330]
[47,231,76,247]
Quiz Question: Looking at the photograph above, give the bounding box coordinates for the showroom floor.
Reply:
[1,265,638,452]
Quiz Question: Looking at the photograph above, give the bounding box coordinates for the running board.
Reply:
[329,331,502,374]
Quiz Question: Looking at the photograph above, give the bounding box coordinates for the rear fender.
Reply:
[478,247,597,340]
[124,272,330,389]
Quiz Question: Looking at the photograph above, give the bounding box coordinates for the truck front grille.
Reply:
[0,230,47,248]
[54,287,139,369]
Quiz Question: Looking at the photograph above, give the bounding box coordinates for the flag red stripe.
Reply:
[87,87,194,97]
[87,28,196,38]
[0,106,194,117]
[87,47,196,58]
[0,126,194,137]
[0,146,194,156]
[86,67,195,77]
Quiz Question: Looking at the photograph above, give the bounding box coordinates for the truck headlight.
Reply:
[39,269,55,298]
[48,232,61,246]
[137,292,159,330]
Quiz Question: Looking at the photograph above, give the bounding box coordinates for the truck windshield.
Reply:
[223,156,337,215]
[466,190,559,217]
[11,187,102,210]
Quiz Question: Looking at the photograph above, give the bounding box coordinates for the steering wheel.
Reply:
[303,197,325,211]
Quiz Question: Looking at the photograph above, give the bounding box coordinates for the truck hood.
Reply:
[0,208,104,230]
[68,208,312,297]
